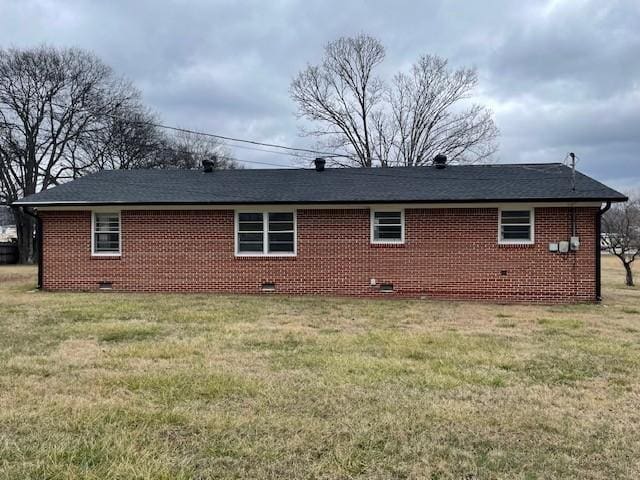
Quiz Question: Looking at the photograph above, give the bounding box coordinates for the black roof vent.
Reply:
[433,154,447,169]
[202,157,216,173]
[314,157,326,172]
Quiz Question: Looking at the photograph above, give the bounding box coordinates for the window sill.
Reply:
[498,242,534,247]
[370,242,406,248]
[235,254,297,259]
[91,254,122,259]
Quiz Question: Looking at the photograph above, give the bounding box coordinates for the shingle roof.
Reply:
[13,163,627,206]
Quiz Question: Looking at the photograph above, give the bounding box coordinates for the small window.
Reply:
[371,210,404,244]
[499,209,534,244]
[236,211,296,256]
[92,212,121,255]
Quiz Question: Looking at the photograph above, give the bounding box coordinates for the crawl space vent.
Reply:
[261,282,276,292]
[98,281,113,290]
[379,283,394,293]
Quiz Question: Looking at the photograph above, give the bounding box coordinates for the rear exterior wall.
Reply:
[40,207,598,303]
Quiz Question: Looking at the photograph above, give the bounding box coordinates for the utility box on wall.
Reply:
[570,236,580,251]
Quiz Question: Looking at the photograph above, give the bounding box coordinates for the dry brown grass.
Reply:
[0,257,639,479]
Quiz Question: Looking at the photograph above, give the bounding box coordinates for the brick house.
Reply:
[13,159,626,303]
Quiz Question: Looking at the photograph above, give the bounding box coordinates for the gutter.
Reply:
[21,207,43,290]
[595,201,612,302]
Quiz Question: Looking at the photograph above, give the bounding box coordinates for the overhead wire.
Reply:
[26,102,579,184]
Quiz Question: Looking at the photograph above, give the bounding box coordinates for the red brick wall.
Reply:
[40,207,598,303]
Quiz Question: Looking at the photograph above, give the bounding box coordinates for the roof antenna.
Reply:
[569,152,576,191]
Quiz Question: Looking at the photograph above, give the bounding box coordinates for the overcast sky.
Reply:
[1,0,638,191]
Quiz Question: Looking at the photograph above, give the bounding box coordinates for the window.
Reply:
[237,212,264,253]
[236,211,296,255]
[371,210,404,244]
[267,212,295,253]
[92,212,121,255]
[499,208,534,244]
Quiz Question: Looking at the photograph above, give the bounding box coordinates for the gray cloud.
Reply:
[1,0,638,190]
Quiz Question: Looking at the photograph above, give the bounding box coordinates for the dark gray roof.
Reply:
[13,163,627,207]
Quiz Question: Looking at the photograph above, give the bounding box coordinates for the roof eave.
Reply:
[13,196,628,208]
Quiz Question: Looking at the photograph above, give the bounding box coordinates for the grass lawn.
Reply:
[0,257,639,479]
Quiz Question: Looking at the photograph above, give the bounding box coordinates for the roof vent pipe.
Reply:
[314,157,326,172]
[433,154,447,169]
[202,157,216,173]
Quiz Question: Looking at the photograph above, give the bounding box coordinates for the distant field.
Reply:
[0,257,638,479]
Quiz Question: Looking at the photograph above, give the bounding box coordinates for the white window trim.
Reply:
[370,208,405,245]
[498,207,535,245]
[235,209,297,257]
[91,211,121,256]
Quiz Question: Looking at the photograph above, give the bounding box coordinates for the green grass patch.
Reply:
[98,324,162,343]
[109,371,259,403]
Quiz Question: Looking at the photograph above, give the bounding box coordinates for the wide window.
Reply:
[499,209,534,244]
[92,212,121,255]
[371,210,404,244]
[236,211,296,255]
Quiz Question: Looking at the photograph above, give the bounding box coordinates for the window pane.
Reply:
[238,213,262,222]
[376,217,402,225]
[237,213,265,253]
[268,212,294,232]
[95,232,119,252]
[95,213,119,232]
[269,232,294,243]
[374,211,401,222]
[238,212,263,232]
[268,222,294,231]
[238,241,264,252]
[238,222,263,232]
[269,212,293,222]
[502,225,531,240]
[268,230,294,252]
[501,210,530,224]
[238,233,263,243]
[269,242,294,252]
[375,225,402,239]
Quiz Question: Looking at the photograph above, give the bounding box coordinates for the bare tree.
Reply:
[80,104,164,171]
[0,46,140,262]
[602,197,640,287]
[153,130,238,170]
[290,34,498,167]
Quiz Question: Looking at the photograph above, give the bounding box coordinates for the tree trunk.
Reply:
[624,262,634,287]
[13,209,36,264]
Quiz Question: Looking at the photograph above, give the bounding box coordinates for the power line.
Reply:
[219,141,316,160]
[9,102,577,182]
[72,109,568,176]
[62,109,578,179]
[91,109,352,160]
[40,100,354,161]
